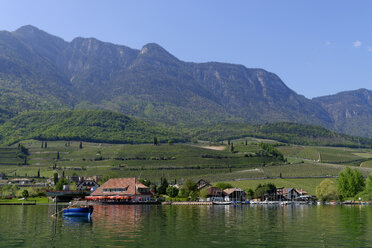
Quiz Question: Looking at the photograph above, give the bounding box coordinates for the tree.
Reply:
[153,137,158,146]
[168,139,173,145]
[230,143,234,153]
[55,178,69,190]
[158,178,169,194]
[166,186,179,198]
[44,142,47,149]
[337,167,365,199]
[357,172,372,200]
[366,172,372,192]
[53,173,59,185]
[37,169,40,178]
[245,140,248,146]
[246,188,254,199]
[22,189,29,199]
[179,179,198,198]
[255,183,276,200]
[189,190,200,201]
[41,141,44,148]
[56,151,60,160]
[215,182,233,190]
[79,142,83,149]
[316,179,338,202]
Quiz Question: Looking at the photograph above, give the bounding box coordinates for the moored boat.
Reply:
[212,201,232,205]
[62,206,93,217]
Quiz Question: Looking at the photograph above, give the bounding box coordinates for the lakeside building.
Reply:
[276,188,300,201]
[205,186,225,202]
[196,179,211,190]
[77,179,100,191]
[87,178,152,202]
[223,188,246,202]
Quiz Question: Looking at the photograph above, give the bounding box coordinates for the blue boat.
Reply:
[62,206,93,218]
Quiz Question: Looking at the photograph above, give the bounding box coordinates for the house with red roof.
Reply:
[88,178,153,202]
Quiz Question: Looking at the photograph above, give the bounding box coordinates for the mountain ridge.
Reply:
[0,25,371,137]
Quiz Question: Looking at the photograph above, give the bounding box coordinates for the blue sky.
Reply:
[1,0,371,98]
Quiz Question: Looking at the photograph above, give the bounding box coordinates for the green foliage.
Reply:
[0,110,187,145]
[138,178,151,187]
[179,179,198,199]
[194,122,372,148]
[254,183,276,199]
[55,178,69,191]
[158,178,169,195]
[22,189,29,199]
[53,173,59,185]
[258,142,284,161]
[337,167,365,199]
[166,186,179,198]
[199,188,209,199]
[215,182,233,190]
[246,188,254,199]
[189,190,200,201]
[357,172,372,200]
[316,179,338,202]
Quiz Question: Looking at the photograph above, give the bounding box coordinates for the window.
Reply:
[137,187,149,193]
[103,187,128,193]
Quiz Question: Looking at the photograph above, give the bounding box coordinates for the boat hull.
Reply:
[63,207,93,217]
[212,201,232,205]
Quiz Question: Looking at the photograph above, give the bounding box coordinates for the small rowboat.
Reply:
[62,206,93,217]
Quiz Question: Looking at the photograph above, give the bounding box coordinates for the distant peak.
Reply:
[140,43,166,54]
[14,25,42,33]
[139,43,179,61]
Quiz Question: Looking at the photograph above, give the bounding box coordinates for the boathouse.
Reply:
[205,186,225,202]
[276,188,300,201]
[87,178,152,202]
[223,188,246,202]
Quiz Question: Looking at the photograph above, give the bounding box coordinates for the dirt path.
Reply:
[201,146,226,151]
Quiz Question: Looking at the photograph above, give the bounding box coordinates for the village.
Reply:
[16,175,317,206]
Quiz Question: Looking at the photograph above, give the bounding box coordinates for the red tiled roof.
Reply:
[91,178,151,196]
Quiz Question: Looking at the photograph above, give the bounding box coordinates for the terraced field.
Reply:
[1,140,283,181]
[2,139,372,188]
[0,147,23,165]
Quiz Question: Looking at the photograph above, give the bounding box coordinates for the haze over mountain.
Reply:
[0,25,371,137]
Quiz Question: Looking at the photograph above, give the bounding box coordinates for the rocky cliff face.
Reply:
[314,89,372,137]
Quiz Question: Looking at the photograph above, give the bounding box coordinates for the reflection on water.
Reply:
[0,204,371,247]
[63,216,91,224]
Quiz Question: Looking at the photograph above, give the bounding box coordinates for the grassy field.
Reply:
[0,197,49,204]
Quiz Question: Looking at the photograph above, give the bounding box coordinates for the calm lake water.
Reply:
[0,204,371,247]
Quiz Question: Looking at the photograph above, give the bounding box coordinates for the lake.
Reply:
[0,204,371,247]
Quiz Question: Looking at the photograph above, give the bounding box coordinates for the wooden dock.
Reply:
[0,202,36,205]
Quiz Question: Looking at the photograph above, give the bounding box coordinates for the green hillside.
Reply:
[1,109,372,149]
[193,122,372,148]
[0,110,186,145]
